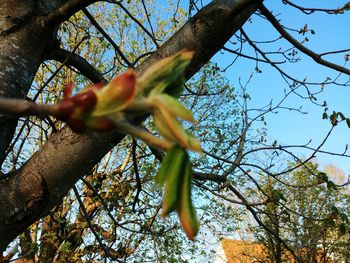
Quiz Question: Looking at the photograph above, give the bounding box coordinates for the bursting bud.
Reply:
[56,70,137,133]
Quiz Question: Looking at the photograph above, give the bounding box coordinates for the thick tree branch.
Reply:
[38,0,99,25]
[259,4,350,76]
[46,48,107,84]
[0,0,260,251]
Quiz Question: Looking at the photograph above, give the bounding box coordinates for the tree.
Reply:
[0,0,349,261]
[253,162,350,262]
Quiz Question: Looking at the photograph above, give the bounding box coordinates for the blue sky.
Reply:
[208,0,350,173]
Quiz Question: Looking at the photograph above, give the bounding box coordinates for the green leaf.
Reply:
[153,107,201,152]
[317,172,328,183]
[339,223,347,235]
[340,212,349,223]
[178,158,199,240]
[155,145,180,185]
[272,189,287,202]
[155,145,200,240]
[331,205,339,214]
[337,112,346,121]
[164,76,185,97]
[327,181,338,190]
[162,147,187,215]
[150,94,195,122]
[138,51,193,94]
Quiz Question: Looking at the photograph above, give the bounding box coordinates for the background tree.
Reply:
[251,162,350,262]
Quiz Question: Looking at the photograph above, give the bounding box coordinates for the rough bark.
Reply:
[0,1,57,165]
[0,0,260,251]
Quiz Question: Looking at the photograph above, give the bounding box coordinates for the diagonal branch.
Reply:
[82,8,132,67]
[46,48,107,84]
[259,4,350,76]
[38,0,100,25]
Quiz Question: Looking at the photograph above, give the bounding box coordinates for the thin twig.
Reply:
[82,8,132,67]
[131,138,142,212]
[259,4,350,75]
[73,186,123,262]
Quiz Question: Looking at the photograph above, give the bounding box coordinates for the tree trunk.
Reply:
[0,1,59,165]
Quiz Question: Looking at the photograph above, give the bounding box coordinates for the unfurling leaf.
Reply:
[153,107,201,152]
[346,118,350,128]
[162,148,186,215]
[149,94,195,122]
[138,51,194,95]
[93,70,136,117]
[155,146,178,186]
[178,158,199,240]
[156,145,199,240]
[337,112,346,121]
[54,51,202,157]
[137,51,201,152]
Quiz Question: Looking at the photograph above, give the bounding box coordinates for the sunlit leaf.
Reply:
[154,107,201,152]
[162,148,186,215]
[178,158,199,240]
[150,94,195,122]
[155,145,200,240]
[155,145,181,186]
[138,51,193,94]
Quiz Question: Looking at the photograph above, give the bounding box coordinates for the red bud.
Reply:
[67,117,87,133]
[63,82,74,99]
[56,100,75,121]
[72,90,97,113]
[109,70,136,102]
[87,118,116,132]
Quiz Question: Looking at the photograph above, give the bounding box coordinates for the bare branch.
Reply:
[82,8,132,67]
[282,0,350,15]
[0,98,58,118]
[259,4,350,76]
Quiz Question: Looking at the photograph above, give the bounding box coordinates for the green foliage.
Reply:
[253,162,350,262]
[156,145,199,240]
